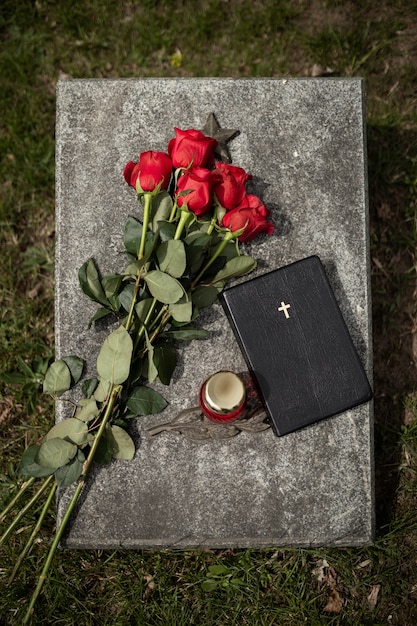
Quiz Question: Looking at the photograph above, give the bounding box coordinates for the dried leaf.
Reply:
[367,584,381,610]
[143,574,156,599]
[323,588,344,613]
[324,567,343,613]
[312,558,329,584]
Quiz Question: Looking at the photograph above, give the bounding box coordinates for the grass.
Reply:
[1,0,417,623]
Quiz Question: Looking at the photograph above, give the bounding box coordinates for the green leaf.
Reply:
[157,221,177,242]
[160,327,209,341]
[101,274,123,313]
[96,326,133,385]
[124,215,143,256]
[88,307,111,329]
[144,270,184,304]
[110,425,135,460]
[82,377,99,398]
[102,273,122,300]
[17,445,55,478]
[157,240,187,278]
[201,580,219,592]
[169,299,193,323]
[151,190,174,231]
[54,450,85,488]
[123,259,147,278]
[186,234,212,273]
[208,564,229,576]
[192,284,224,308]
[94,430,114,465]
[154,343,177,385]
[61,355,85,385]
[93,377,112,402]
[43,360,72,396]
[75,398,99,423]
[118,283,136,313]
[45,418,89,445]
[185,231,211,246]
[78,258,110,307]
[144,332,158,383]
[35,438,78,470]
[126,386,168,416]
[135,297,154,323]
[211,256,257,283]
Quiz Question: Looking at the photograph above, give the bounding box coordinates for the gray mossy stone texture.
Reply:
[56,78,374,549]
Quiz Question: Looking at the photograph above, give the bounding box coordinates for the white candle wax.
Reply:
[204,371,246,412]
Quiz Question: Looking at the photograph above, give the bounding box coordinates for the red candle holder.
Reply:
[199,370,247,423]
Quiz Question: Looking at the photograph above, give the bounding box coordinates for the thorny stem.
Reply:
[23,385,122,624]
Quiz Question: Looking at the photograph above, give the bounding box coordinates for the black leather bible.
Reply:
[220,255,372,436]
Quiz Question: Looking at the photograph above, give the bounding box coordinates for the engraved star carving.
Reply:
[201,112,240,163]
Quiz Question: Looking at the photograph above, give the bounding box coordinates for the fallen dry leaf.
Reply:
[367,584,381,610]
[143,574,156,598]
[312,559,344,613]
[312,558,330,584]
[323,567,344,613]
[323,588,344,613]
[310,63,336,77]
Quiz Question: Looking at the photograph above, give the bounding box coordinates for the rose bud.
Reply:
[123,150,172,193]
[221,194,274,242]
[176,167,217,216]
[213,162,252,210]
[168,128,218,169]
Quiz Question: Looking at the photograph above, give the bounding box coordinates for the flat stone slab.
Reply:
[55,77,374,548]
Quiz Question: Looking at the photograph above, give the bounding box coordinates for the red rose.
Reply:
[176,167,217,216]
[221,194,274,242]
[123,151,172,193]
[213,162,252,210]
[168,128,218,169]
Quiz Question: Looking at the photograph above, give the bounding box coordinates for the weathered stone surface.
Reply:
[55,78,373,548]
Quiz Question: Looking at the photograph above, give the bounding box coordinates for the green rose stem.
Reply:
[174,208,193,240]
[0,475,54,547]
[140,227,239,354]
[125,270,143,331]
[125,192,153,330]
[146,308,171,349]
[168,199,178,222]
[23,384,122,625]
[0,477,36,523]
[8,480,57,585]
[134,297,162,350]
[138,193,152,260]
[191,230,236,288]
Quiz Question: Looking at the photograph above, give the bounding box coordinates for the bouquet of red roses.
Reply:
[0,122,273,622]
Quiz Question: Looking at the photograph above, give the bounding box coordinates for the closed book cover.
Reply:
[220,255,372,436]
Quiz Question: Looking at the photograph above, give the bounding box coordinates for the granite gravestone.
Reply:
[56,78,374,548]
